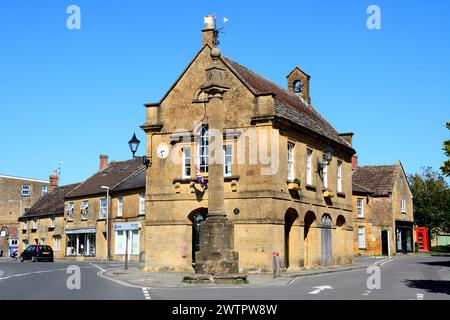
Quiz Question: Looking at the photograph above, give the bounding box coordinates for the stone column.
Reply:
[185,47,246,284]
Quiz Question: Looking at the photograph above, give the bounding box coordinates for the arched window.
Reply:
[198,125,209,173]
[293,80,303,93]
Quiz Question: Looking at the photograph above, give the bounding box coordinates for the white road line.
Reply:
[379,259,393,266]
[89,262,106,272]
[142,287,151,300]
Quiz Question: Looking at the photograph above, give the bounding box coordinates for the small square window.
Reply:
[22,185,30,197]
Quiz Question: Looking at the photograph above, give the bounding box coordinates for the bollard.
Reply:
[272,252,276,279]
[276,252,281,277]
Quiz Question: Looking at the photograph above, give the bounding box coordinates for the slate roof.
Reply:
[20,183,81,219]
[111,167,146,193]
[352,165,399,196]
[222,57,352,149]
[66,158,144,199]
[352,182,373,195]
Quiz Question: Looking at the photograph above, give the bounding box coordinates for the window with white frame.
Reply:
[21,185,30,197]
[32,218,37,229]
[323,161,328,189]
[139,193,145,215]
[287,142,294,181]
[337,160,343,193]
[42,185,48,196]
[99,198,107,219]
[115,230,139,255]
[117,196,123,217]
[357,198,365,218]
[50,216,55,228]
[358,226,366,249]
[66,202,74,221]
[198,125,209,173]
[400,199,406,213]
[81,201,89,220]
[182,147,191,179]
[224,145,232,177]
[53,236,61,251]
[306,149,312,185]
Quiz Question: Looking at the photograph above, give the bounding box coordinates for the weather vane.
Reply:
[204,15,229,47]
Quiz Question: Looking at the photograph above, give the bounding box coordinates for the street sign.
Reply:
[114,222,140,231]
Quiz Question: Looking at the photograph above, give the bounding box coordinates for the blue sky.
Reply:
[0,0,449,185]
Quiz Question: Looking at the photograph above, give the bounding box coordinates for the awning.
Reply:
[66,228,96,234]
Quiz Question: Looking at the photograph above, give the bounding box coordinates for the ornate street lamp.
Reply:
[128,133,150,168]
[128,133,140,158]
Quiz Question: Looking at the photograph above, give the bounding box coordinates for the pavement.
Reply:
[101,256,387,288]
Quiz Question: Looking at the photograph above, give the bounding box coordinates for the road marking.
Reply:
[96,269,145,289]
[416,293,424,300]
[289,277,303,285]
[379,258,393,266]
[89,262,106,272]
[142,287,151,300]
[309,285,333,295]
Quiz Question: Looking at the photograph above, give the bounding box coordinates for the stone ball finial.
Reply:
[210,47,221,60]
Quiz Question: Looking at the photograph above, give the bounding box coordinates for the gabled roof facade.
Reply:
[20,183,81,220]
[352,162,409,197]
[144,45,353,151]
[66,158,144,199]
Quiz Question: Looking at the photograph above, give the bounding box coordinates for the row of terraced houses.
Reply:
[3,19,414,271]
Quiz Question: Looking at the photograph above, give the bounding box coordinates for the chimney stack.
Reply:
[352,154,358,170]
[339,132,354,147]
[49,171,59,190]
[99,155,109,171]
[202,15,217,47]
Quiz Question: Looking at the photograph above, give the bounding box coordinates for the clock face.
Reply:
[157,144,169,159]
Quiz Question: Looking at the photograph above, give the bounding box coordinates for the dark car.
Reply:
[19,245,54,262]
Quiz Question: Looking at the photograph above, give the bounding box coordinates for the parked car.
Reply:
[19,245,54,262]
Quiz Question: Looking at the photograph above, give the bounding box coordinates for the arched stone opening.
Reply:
[284,208,300,269]
[303,211,317,268]
[188,208,208,267]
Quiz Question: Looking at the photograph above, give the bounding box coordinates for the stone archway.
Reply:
[304,211,317,268]
[188,208,208,267]
[284,208,300,269]
[321,214,332,267]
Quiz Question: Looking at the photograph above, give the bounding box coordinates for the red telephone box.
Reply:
[415,227,429,252]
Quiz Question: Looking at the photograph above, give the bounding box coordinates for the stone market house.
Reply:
[64,156,144,260]
[0,174,51,256]
[352,161,414,255]
[18,182,80,259]
[141,21,356,273]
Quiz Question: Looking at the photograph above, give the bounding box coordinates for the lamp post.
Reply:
[101,186,110,262]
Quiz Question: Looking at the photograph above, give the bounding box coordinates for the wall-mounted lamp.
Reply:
[318,145,334,175]
[128,133,151,168]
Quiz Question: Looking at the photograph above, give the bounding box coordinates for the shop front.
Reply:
[395,221,414,253]
[66,228,96,257]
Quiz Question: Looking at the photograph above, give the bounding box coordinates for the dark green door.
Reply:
[192,212,206,266]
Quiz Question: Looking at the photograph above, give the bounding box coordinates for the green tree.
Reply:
[409,168,450,235]
[441,121,450,177]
